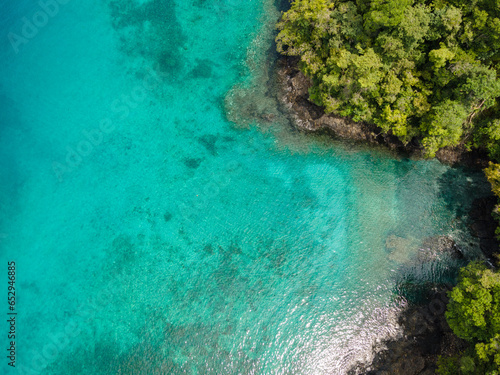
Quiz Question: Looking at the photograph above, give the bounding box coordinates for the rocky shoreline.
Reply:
[275,55,491,169]
[345,196,498,374]
[272,54,499,374]
[348,287,468,375]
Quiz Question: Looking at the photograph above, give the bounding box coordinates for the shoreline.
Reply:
[347,286,468,375]
[270,54,499,374]
[227,1,499,371]
[271,54,499,261]
[274,55,491,170]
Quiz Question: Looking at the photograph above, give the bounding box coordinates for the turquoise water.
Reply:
[0,0,491,374]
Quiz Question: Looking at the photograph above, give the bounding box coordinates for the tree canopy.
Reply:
[276,0,500,157]
[438,262,500,374]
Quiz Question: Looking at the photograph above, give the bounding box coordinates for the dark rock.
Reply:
[189,58,213,79]
[418,236,464,262]
[348,288,467,375]
[470,221,492,239]
[468,196,499,261]
[391,354,426,375]
[163,212,172,222]
[481,239,499,258]
[197,134,218,156]
[183,157,202,169]
[260,113,276,122]
[276,57,384,146]
[419,369,436,375]
[203,244,214,254]
[275,55,490,169]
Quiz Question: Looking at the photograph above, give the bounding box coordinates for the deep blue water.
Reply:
[0,0,491,373]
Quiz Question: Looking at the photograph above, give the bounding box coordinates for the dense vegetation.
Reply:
[276,0,500,158]
[438,262,500,374]
[486,162,500,238]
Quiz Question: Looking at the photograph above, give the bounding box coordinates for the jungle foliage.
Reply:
[485,162,500,237]
[276,0,500,158]
[438,262,500,374]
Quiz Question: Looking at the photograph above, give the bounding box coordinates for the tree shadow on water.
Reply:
[437,167,490,219]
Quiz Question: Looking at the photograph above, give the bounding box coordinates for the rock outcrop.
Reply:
[275,55,490,169]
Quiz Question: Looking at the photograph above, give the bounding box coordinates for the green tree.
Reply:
[276,0,500,157]
[484,162,500,238]
[438,262,500,374]
[420,100,468,157]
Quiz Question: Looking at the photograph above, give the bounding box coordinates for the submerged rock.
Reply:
[418,236,464,262]
[385,235,414,264]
